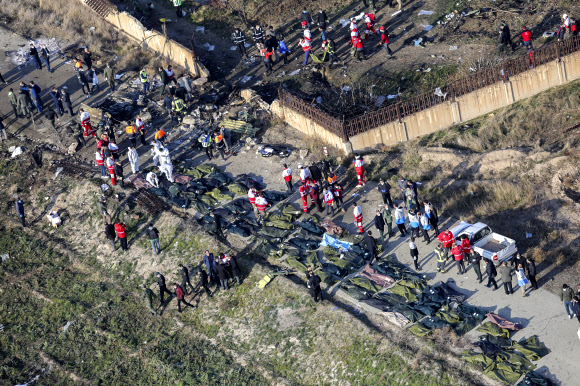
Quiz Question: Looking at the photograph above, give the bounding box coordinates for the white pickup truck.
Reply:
[450,221,517,263]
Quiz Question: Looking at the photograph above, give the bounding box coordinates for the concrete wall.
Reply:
[344,50,580,152]
[271,100,348,152]
[80,0,209,78]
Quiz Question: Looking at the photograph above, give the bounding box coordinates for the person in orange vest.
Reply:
[353,202,364,233]
[452,242,465,274]
[248,188,257,211]
[437,228,455,260]
[95,151,106,178]
[114,221,128,251]
[213,131,227,160]
[80,108,95,138]
[521,26,533,51]
[327,171,337,186]
[106,155,116,186]
[136,115,147,147]
[299,182,309,213]
[154,127,166,145]
[282,164,293,193]
[354,155,365,187]
[255,193,269,221]
[323,188,334,216]
[126,125,138,148]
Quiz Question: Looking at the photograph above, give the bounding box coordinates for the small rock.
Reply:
[300,149,309,160]
[192,77,209,86]
[67,143,78,155]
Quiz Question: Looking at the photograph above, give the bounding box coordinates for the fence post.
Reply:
[450,86,456,103]
[556,42,561,62]
[396,102,402,123]
[342,115,348,141]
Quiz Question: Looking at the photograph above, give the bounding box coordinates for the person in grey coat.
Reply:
[499,261,513,295]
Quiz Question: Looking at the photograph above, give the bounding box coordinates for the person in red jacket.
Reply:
[255,193,269,221]
[332,183,346,212]
[460,234,471,260]
[353,202,364,233]
[282,164,293,193]
[437,228,455,260]
[380,26,393,57]
[248,188,257,211]
[452,243,465,274]
[173,283,195,313]
[114,222,128,251]
[352,35,365,61]
[299,182,309,213]
[521,26,533,51]
[106,156,116,185]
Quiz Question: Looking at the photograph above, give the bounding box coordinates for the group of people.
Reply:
[142,250,243,315]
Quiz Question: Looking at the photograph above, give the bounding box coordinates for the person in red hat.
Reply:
[521,26,533,51]
[380,26,393,57]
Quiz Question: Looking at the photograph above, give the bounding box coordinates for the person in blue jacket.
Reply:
[278,34,290,65]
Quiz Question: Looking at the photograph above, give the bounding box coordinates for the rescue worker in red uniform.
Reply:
[310,180,323,212]
[299,182,309,213]
[332,184,345,212]
[255,193,269,221]
[380,26,393,57]
[282,164,293,193]
[363,13,378,39]
[80,108,95,138]
[299,165,310,184]
[114,222,128,251]
[452,243,465,274]
[95,151,106,178]
[323,188,334,216]
[354,155,365,187]
[106,155,116,185]
[352,35,365,61]
[461,234,472,260]
[437,228,455,261]
[248,188,257,212]
[353,202,364,233]
[521,26,533,51]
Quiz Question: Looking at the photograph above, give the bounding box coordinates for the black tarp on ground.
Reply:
[224,198,254,215]
[296,218,325,235]
[263,190,289,203]
[341,283,373,300]
[516,370,553,386]
[296,227,323,241]
[286,238,320,251]
[361,298,392,312]
[236,174,266,190]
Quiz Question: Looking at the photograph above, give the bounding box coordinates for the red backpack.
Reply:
[368,13,375,22]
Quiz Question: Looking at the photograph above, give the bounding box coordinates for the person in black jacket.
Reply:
[498,22,514,55]
[364,230,378,264]
[178,264,195,294]
[210,212,223,240]
[215,259,229,290]
[76,68,91,97]
[308,273,323,302]
[233,28,247,57]
[470,252,483,283]
[228,255,242,286]
[83,48,93,70]
[104,222,116,250]
[252,24,264,45]
[300,8,313,29]
[197,269,213,298]
[511,253,526,269]
[114,161,124,188]
[29,43,42,70]
[377,179,393,207]
[44,109,58,129]
[374,210,386,244]
[155,272,174,305]
[147,223,160,254]
[61,89,74,116]
[526,257,538,290]
[265,33,279,63]
[316,8,328,29]
[485,260,499,290]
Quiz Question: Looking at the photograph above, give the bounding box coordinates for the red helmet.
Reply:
[380,26,385,30]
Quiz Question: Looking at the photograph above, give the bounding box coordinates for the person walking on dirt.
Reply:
[397,176,408,205]
[521,26,533,51]
[145,222,159,255]
[561,284,575,319]
[278,35,291,65]
[76,68,91,98]
[146,170,159,188]
[135,115,147,147]
[323,188,335,216]
[201,131,213,160]
[516,264,530,296]
[49,87,64,116]
[95,151,106,178]
[374,209,386,244]
[255,193,269,222]
[210,212,224,240]
[470,252,483,283]
[61,89,73,116]
[381,206,393,237]
[128,146,139,174]
[197,269,213,297]
[158,66,170,96]
[460,234,471,259]
[155,272,173,306]
[354,155,365,187]
[212,131,226,160]
[44,108,59,130]
[106,155,116,185]
[17,90,31,119]
[282,164,293,193]
[485,260,499,290]
[409,237,420,270]
[28,81,43,114]
[139,68,150,94]
[299,182,309,213]
[29,43,42,70]
[252,24,265,45]
[435,243,446,273]
[233,28,247,58]
[226,254,242,286]
[380,26,393,57]
[82,48,93,70]
[8,89,19,118]
[39,44,51,73]
[178,264,195,295]
[219,126,232,153]
[352,35,365,61]
[141,285,158,315]
[407,210,420,240]
[498,22,514,55]
[420,211,431,243]
[364,230,379,263]
[104,222,116,250]
[526,257,538,290]
[114,221,128,251]
[15,198,26,227]
[172,0,183,18]
[215,258,229,290]
[308,271,323,302]
[299,37,312,66]
[499,261,513,295]
[353,202,364,233]
[103,63,115,91]
[300,8,313,30]
[309,181,323,212]
[377,178,393,206]
[316,8,328,30]
[0,117,6,142]
[203,250,218,285]
[511,253,526,269]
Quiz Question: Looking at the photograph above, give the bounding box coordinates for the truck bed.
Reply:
[480,240,508,253]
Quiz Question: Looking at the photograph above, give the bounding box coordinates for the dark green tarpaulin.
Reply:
[389,283,418,302]
[349,277,383,293]
[265,211,294,223]
[285,256,308,272]
[258,226,291,238]
[512,336,550,361]
[460,349,494,369]
[392,305,422,322]
[280,203,302,218]
[287,238,319,251]
[227,182,248,195]
[453,317,479,336]
[408,323,432,337]
[485,362,527,385]
[296,219,325,235]
[419,316,453,330]
[341,283,372,300]
[205,188,234,201]
[496,351,536,372]
[265,220,295,230]
[457,304,487,321]
[477,322,510,339]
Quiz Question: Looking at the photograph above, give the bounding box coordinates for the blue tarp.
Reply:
[320,233,353,250]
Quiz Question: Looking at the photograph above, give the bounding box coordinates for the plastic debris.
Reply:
[434,88,447,99]
[115,73,125,79]
[244,43,251,48]
[342,86,351,92]
[202,43,215,51]
[196,26,205,33]
[375,95,386,107]
[230,46,237,50]
[100,184,109,192]
[289,69,301,76]
[423,25,434,31]
[414,38,423,46]
[391,10,402,17]
[526,233,532,239]
[449,45,458,50]
[542,31,555,38]
[1,254,9,262]
[316,96,322,104]
[63,321,73,332]
[240,76,252,83]
[418,10,434,15]
[11,147,23,158]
